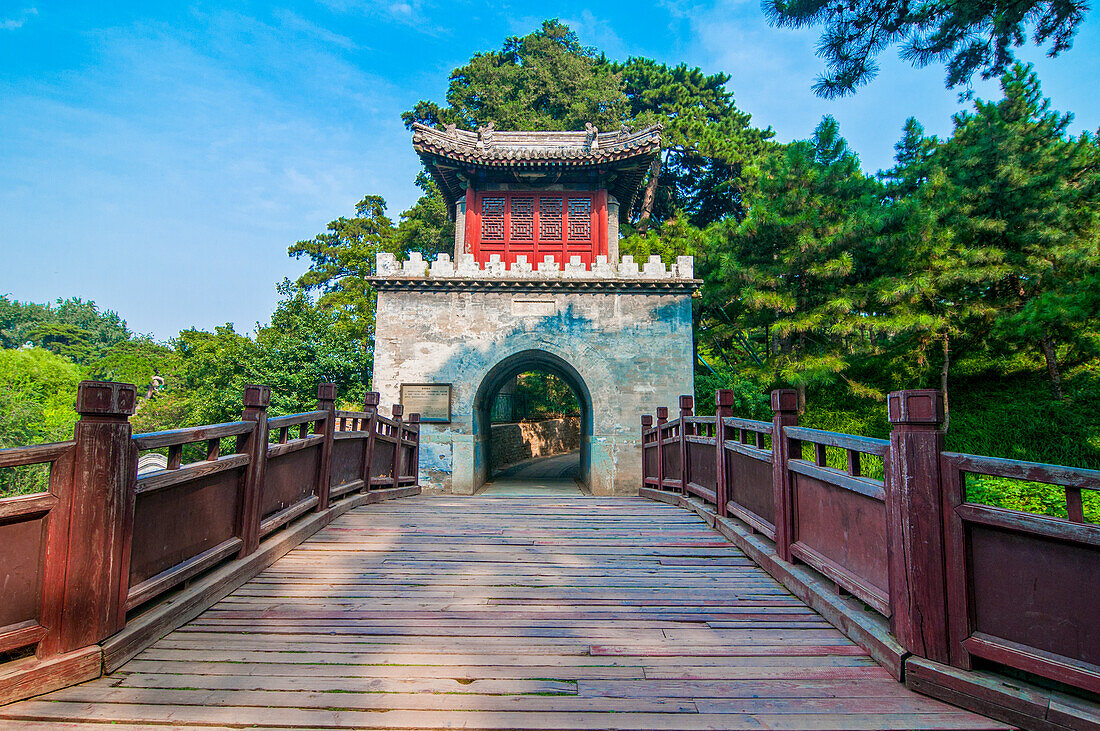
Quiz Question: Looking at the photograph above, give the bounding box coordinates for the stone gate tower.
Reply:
[370,123,698,495]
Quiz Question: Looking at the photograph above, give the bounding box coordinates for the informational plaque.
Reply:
[400,383,452,423]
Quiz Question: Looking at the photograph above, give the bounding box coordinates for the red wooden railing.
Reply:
[0,380,420,704]
[641,388,1099,699]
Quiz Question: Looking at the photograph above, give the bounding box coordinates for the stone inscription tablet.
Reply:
[512,298,557,317]
[401,383,452,423]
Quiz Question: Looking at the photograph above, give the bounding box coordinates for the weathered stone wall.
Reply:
[372,283,694,496]
[490,417,581,471]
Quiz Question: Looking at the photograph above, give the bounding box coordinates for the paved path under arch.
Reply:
[0,494,1007,729]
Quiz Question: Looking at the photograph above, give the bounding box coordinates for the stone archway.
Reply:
[471,349,593,492]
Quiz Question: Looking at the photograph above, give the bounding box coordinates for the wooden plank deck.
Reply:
[0,493,1009,729]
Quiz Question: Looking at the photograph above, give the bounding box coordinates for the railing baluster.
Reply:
[238,385,270,557]
[1065,486,1085,523]
[167,444,182,470]
[315,383,337,512]
[886,389,950,664]
[771,389,799,563]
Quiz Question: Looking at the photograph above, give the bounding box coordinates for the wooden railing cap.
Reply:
[770,389,798,413]
[76,380,136,417]
[656,406,669,421]
[364,391,380,407]
[887,389,943,425]
[392,404,404,418]
[243,385,271,409]
[641,414,654,427]
[679,395,694,412]
[317,383,338,402]
[716,389,737,407]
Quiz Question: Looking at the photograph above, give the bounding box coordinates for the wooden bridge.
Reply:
[0,381,1096,730]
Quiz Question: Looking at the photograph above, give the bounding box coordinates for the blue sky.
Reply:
[2,1,1098,341]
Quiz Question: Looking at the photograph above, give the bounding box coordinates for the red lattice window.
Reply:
[539,197,563,240]
[466,190,607,268]
[481,197,505,241]
[568,198,592,241]
[510,197,534,240]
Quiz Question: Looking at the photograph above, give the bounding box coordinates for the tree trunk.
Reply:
[635,156,663,233]
[940,334,951,433]
[1039,335,1064,401]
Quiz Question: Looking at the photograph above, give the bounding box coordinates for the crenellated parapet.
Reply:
[372,252,697,292]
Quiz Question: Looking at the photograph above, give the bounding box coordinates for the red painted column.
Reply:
[886,389,950,663]
[238,385,270,556]
[55,381,137,653]
[715,390,736,518]
[315,383,337,512]
[771,389,799,562]
[679,395,693,496]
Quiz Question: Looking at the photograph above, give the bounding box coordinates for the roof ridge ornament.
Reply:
[585,122,598,150]
[476,123,495,149]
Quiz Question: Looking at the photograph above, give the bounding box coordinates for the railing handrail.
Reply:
[942,450,1100,491]
[721,415,772,433]
[0,440,76,468]
[784,426,889,456]
[267,410,327,429]
[133,421,254,450]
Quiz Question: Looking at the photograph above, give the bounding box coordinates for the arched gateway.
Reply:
[369,124,698,495]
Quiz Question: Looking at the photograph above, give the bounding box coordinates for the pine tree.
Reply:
[939,64,1100,400]
[705,117,883,404]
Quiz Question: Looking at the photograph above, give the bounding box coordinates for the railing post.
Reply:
[50,381,137,654]
[679,395,693,496]
[771,389,799,562]
[408,413,421,487]
[361,391,379,491]
[390,404,404,491]
[641,414,653,491]
[886,389,950,664]
[656,406,668,490]
[238,384,270,557]
[315,383,337,512]
[715,389,736,518]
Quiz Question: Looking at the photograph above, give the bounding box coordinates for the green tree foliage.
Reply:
[402,20,627,133]
[0,296,130,362]
[611,58,773,229]
[0,348,82,495]
[253,283,372,415]
[393,173,455,259]
[701,117,884,404]
[765,0,1087,96]
[86,338,179,395]
[289,195,398,347]
[938,64,1100,399]
[139,285,372,429]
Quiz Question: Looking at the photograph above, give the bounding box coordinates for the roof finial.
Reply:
[476,122,495,149]
[585,122,598,150]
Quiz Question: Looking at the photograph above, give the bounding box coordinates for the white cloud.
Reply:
[1,7,37,30]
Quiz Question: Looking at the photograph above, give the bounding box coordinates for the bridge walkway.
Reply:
[0,493,1007,729]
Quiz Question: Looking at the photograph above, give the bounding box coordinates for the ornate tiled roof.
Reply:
[411,122,662,219]
[411,122,662,165]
